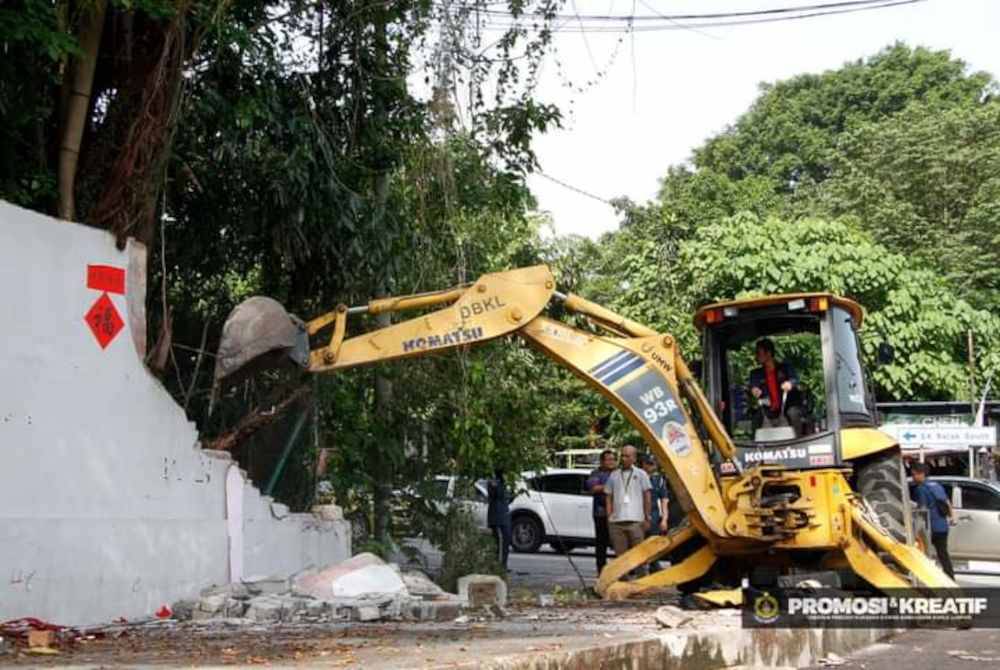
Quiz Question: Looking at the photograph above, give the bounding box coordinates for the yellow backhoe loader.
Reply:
[213,265,955,600]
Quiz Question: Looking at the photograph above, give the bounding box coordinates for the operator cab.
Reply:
[695,294,876,471]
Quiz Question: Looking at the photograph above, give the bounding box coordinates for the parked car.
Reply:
[909,476,1000,564]
[506,468,598,554]
[392,476,489,535]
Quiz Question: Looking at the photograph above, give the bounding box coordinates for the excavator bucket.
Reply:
[213,296,311,388]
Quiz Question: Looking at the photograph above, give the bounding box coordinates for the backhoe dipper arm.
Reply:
[302,265,735,539]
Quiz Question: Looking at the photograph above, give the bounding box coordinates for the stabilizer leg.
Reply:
[846,504,957,590]
[595,525,698,598]
[604,545,718,601]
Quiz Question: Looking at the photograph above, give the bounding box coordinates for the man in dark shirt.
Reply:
[487,468,512,571]
[641,454,669,572]
[585,449,617,575]
[911,462,955,579]
[748,338,803,436]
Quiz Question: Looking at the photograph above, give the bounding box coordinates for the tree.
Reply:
[695,43,994,190]
[676,214,1000,401]
[815,100,1000,312]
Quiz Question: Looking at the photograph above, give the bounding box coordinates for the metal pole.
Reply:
[265,406,311,497]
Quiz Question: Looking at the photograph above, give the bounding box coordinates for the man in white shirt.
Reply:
[604,445,652,575]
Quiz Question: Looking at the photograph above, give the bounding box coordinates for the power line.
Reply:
[535,171,615,206]
[468,0,924,32]
[467,0,918,22]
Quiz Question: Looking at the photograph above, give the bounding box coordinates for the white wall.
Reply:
[0,201,349,625]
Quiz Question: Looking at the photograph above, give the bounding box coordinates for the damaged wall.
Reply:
[0,201,350,625]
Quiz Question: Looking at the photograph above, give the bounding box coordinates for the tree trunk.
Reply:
[57,0,107,222]
[371,171,394,545]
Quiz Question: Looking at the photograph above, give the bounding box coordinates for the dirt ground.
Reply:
[2,599,721,668]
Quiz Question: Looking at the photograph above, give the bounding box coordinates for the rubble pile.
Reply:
[172,553,463,625]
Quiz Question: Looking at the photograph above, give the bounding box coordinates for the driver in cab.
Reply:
[749,338,804,437]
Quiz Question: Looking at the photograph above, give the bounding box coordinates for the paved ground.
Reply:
[0,600,690,668]
[401,539,600,593]
[804,628,1000,669]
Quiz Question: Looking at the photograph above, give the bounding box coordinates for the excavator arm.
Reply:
[218,266,741,540]
[214,265,956,598]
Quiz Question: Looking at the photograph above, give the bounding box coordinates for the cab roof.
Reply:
[693,292,864,330]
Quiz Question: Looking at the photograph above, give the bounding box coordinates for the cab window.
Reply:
[723,331,827,442]
[830,307,870,418]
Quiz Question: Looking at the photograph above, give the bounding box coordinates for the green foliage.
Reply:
[695,43,994,189]
[434,505,504,592]
[678,214,1000,400]
[815,100,1000,311]
[591,42,1000,411]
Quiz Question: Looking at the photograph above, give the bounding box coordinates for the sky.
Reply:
[494,0,1000,239]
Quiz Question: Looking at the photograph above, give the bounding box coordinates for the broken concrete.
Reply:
[294,552,407,600]
[654,604,694,629]
[174,554,468,625]
[457,574,508,608]
[243,575,290,596]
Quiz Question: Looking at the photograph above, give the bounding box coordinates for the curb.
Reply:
[478,625,897,669]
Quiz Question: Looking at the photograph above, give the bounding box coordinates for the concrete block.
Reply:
[457,574,507,608]
[201,583,251,600]
[242,575,289,596]
[198,594,227,614]
[294,553,406,600]
[246,598,284,623]
[355,606,381,622]
[303,600,327,618]
[224,599,248,618]
[402,570,450,600]
[170,599,196,621]
[654,605,694,629]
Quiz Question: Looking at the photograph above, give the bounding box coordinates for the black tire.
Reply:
[511,514,544,553]
[854,448,913,545]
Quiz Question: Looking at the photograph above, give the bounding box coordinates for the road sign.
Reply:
[881,423,997,449]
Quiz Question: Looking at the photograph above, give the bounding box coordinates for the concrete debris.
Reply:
[246,597,284,624]
[818,651,847,666]
[294,552,406,600]
[654,605,694,629]
[457,574,507,608]
[537,593,555,607]
[173,555,474,626]
[201,582,251,600]
[355,606,381,622]
[198,594,228,614]
[401,570,449,600]
[242,575,289,596]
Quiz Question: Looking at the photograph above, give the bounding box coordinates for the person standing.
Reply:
[605,445,652,575]
[585,449,617,575]
[911,462,955,579]
[641,454,669,572]
[641,454,669,536]
[486,468,512,571]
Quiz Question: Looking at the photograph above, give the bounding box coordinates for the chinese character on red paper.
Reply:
[84,293,124,349]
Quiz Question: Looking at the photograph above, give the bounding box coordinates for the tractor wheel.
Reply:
[854,447,913,545]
